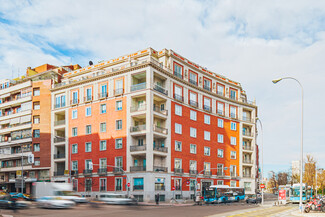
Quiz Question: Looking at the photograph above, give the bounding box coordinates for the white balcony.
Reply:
[0,81,31,96]
[0,123,32,135]
[0,110,31,122]
[0,151,32,160]
[0,164,32,172]
[0,96,32,110]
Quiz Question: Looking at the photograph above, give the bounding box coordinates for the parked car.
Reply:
[98,193,137,205]
[246,194,262,204]
[37,196,76,209]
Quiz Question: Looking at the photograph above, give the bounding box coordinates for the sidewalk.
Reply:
[291,210,325,217]
[138,201,195,207]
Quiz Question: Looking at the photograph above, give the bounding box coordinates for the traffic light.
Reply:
[28,153,34,164]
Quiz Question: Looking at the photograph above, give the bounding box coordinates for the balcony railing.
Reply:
[189,170,198,176]
[155,185,165,191]
[83,169,93,176]
[130,166,146,172]
[54,120,65,126]
[100,186,106,191]
[174,168,183,174]
[54,153,65,159]
[189,79,197,86]
[153,146,168,153]
[243,146,253,151]
[54,136,65,143]
[97,168,107,175]
[113,167,124,174]
[243,159,253,164]
[84,95,93,102]
[230,173,237,177]
[189,100,198,108]
[203,105,211,112]
[153,105,168,115]
[230,95,237,101]
[203,86,211,92]
[54,171,65,176]
[243,131,253,137]
[174,72,183,79]
[173,94,183,102]
[203,171,212,176]
[114,88,124,96]
[98,92,108,99]
[133,185,144,190]
[54,102,66,109]
[130,104,146,112]
[70,99,79,105]
[243,174,252,178]
[130,125,146,132]
[217,110,224,116]
[130,145,146,152]
[153,125,168,134]
[242,116,253,122]
[153,166,167,172]
[153,84,168,95]
[216,171,225,177]
[131,83,146,91]
[230,113,237,119]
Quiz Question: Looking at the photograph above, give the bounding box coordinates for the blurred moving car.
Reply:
[246,194,262,204]
[37,196,76,209]
[56,191,88,203]
[0,195,31,209]
[98,193,137,205]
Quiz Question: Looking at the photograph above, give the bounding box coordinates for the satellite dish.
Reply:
[89,61,93,66]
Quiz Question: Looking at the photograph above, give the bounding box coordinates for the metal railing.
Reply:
[84,95,93,102]
[189,79,197,86]
[113,167,124,174]
[130,145,146,152]
[189,170,198,175]
[131,83,146,91]
[54,136,65,143]
[203,86,211,91]
[98,92,108,98]
[130,104,146,112]
[54,153,65,159]
[114,88,124,95]
[230,95,237,100]
[130,125,146,132]
[97,168,107,174]
[130,166,146,172]
[54,102,66,109]
[174,168,183,174]
[230,113,237,119]
[243,159,253,164]
[243,131,253,137]
[203,105,211,112]
[71,170,78,176]
[153,84,168,95]
[243,146,254,151]
[70,99,79,105]
[242,116,253,123]
[173,94,183,102]
[153,146,168,153]
[153,125,168,134]
[203,171,212,176]
[243,174,252,178]
[216,171,225,177]
[153,105,168,115]
[189,100,198,107]
[54,120,65,126]
[153,166,167,172]
[217,110,224,116]
[174,72,183,79]
[83,169,93,176]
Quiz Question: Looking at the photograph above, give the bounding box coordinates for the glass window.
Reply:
[115,156,123,168]
[72,110,77,119]
[175,104,182,116]
[85,160,92,170]
[218,119,224,128]
[86,107,91,116]
[115,138,123,149]
[174,85,182,96]
[218,134,224,143]
[231,122,237,131]
[86,88,92,100]
[230,181,236,187]
[116,120,122,130]
[86,125,91,134]
[72,144,78,154]
[34,143,40,152]
[100,104,106,114]
[116,100,122,111]
[217,102,224,115]
[100,122,106,132]
[217,85,224,95]
[115,178,122,191]
[99,158,107,169]
[231,151,237,159]
[133,178,144,190]
[174,159,182,169]
[33,88,40,96]
[217,149,224,158]
[33,129,40,138]
[230,165,237,177]
[72,91,78,103]
[204,115,210,124]
[101,84,107,96]
[190,161,197,171]
[204,131,210,141]
[175,141,182,151]
[33,116,40,124]
[72,127,77,137]
[85,142,92,152]
[33,102,40,110]
[217,180,224,185]
[190,127,197,138]
[230,89,237,100]
[72,161,78,170]
[34,158,40,166]
[100,140,106,151]
[231,137,237,145]
[230,106,237,118]
[175,123,182,134]
[189,92,197,102]
[204,147,210,156]
[190,110,197,121]
[190,144,196,154]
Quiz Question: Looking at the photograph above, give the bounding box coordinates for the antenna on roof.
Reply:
[89,61,93,66]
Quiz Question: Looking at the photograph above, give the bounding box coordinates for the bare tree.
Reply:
[277,172,289,185]
[266,171,277,194]
[303,154,316,189]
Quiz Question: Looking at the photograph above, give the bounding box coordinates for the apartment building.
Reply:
[50,48,257,202]
[0,64,79,194]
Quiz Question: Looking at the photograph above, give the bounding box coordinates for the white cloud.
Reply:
[1,0,325,173]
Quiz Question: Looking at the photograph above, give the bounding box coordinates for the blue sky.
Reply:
[1,0,325,177]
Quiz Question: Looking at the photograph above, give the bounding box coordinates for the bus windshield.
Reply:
[205,189,216,198]
[292,188,306,197]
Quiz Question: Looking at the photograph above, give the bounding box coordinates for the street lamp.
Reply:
[256,117,264,205]
[272,77,304,212]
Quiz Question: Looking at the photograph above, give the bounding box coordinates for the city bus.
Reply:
[290,183,313,203]
[203,185,245,203]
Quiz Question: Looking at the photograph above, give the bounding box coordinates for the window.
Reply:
[86,88,92,101]
[33,129,40,138]
[204,162,211,171]
[231,151,237,159]
[33,115,40,124]
[72,144,78,154]
[218,119,224,128]
[100,140,106,151]
[33,102,40,110]
[217,180,224,185]
[86,125,91,135]
[116,100,122,111]
[175,123,182,134]
[85,179,92,191]
[55,95,65,108]
[174,85,183,100]
[116,120,122,130]
[230,106,237,118]
[189,70,198,85]
[175,141,182,151]
[85,142,92,152]
[217,102,224,115]
[175,104,182,116]
[190,144,196,154]
[115,156,123,168]
[190,110,197,121]
[231,122,237,131]
[72,110,77,119]
[100,104,106,114]
[115,138,123,149]
[204,147,210,156]
[230,89,237,100]
[190,127,197,138]
[72,161,78,170]
[217,149,224,158]
[231,137,237,145]
[174,158,182,169]
[217,85,224,96]
[204,115,210,124]
[133,178,144,190]
[33,88,40,96]
[100,178,107,191]
[34,143,40,152]
[218,134,224,143]
[85,159,92,170]
[100,122,106,132]
[100,84,107,97]
[203,78,211,90]
[230,181,237,187]
[115,79,124,94]
[72,91,78,104]
[174,63,183,78]
[244,182,251,191]
[190,161,197,171]
[34,158,40,166]
[230,165,237,177]
[189,91,197,106]
[86,107,91,116]
[203,97,211,111]
[217,164,224,175]
[115,178,122,191]
[204,131,210,141]
[99,158,107,169]
[72,127,77,137]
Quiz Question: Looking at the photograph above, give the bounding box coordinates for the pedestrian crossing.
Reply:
[227,206,294,217]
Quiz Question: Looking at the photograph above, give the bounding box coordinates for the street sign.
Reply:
[172,186,175,191]
[16,170,22,176]
[186,181,190,185]
[64,170,69,175]
[260,184,265,189]
[127,183,130,187]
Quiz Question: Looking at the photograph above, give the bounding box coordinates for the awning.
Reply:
[10,117,20,125]
[20,115,31,123]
